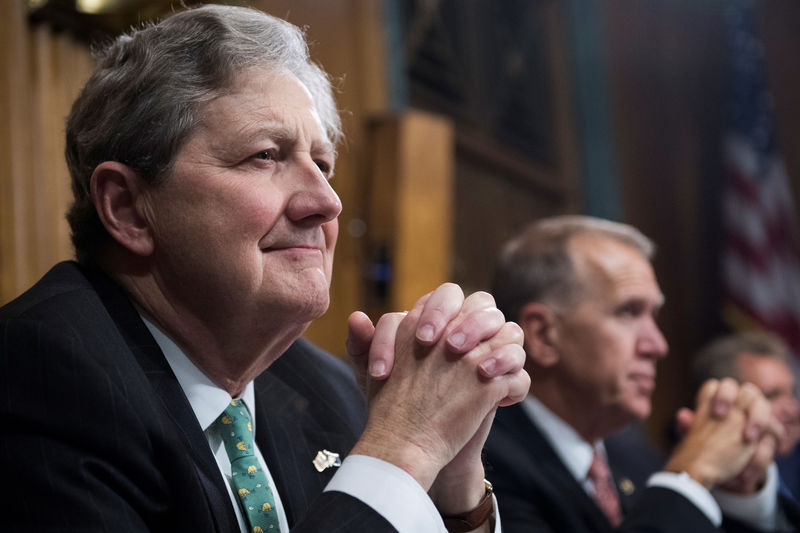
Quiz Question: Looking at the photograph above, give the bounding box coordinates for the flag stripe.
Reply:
[721,0,800,357]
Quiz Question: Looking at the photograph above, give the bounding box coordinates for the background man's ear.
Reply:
[91,161,154,257]
[518,302,561,367]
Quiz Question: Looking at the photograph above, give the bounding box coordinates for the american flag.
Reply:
[721,0,800,356]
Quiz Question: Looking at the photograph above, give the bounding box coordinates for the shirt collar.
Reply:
[521,395,603,482]
[141,316,256,432]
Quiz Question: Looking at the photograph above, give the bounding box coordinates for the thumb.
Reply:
[346,311,374,360]
[347,311,375,391]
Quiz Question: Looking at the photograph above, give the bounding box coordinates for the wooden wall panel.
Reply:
[0,5,91,305]
[449,1,579,295]
[394,113,453,309]
[1,0,31,301]
[365,111,454,317]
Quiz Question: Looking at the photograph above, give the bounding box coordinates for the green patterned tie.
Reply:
[214,399,281,533]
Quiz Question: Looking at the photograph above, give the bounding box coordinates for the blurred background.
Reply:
[2,0,799,450]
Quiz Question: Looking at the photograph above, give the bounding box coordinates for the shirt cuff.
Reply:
[647,471,723,526]
[712,462,779,531]
[324,454,446,533]
[492,496,501,533]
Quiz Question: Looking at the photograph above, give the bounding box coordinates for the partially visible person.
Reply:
[484,215,795,532]
[0,5,530,532]
[693,331,800,498]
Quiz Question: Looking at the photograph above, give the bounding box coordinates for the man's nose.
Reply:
[638,319,668,359]
[286,158,342,224]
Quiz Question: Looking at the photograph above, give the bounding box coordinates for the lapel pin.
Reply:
[619,478,635,496]
[312,449,341,472]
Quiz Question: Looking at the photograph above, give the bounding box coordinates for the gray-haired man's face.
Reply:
[552,236,668,426]
[140,68,341,330]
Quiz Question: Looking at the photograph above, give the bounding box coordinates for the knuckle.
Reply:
[377,312,402,326]
[441,282,464,296]
[741,382,760,396]
[469,290,495,304]
[484,306,505,323]
[504,322,525,344]
[423,306,447,322]
[700,378,719,395]
[720,377,739,390]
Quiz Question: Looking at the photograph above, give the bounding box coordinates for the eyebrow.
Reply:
[239,122,335,155]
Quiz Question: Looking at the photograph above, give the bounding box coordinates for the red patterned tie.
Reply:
[587,449,622,527]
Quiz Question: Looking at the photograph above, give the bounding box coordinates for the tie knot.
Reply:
[215,399,255,460]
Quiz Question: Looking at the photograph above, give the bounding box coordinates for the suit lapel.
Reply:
[498,405,614,532]
[606,448,640,516]
[90,270,239,533]
[605,425,664,517]
[252,353,354,527]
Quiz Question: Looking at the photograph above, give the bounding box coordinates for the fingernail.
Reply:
[370,361,387,378]
[418,324,435,343]
[449,331,466,350]
[713,402,729,417]
[479,359,496,376]
[745,423,760,442]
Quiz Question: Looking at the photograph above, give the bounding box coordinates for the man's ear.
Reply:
[91,161,154,257]
[518,302,561,367]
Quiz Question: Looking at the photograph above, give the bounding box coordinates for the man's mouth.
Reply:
[630,373,656,390]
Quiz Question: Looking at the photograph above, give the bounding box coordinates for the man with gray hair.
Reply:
[693,331,800,498]
[484,215,793,532]
[0,5,530,532]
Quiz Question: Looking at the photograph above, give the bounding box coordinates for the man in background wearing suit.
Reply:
[693,331,800,499]
[0,5,530,532]
[484,215,794,532]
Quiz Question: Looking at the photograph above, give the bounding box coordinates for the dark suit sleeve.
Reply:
[491,463,723,533]
[0,318,212,532]
[494,475,722,533]
[623,487,722,533]
[290,491,397,532]
[253,339,398,532]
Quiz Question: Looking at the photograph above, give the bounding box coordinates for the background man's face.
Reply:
[553,236,668,428]
[737,353,800,456]
[141,68,341,330]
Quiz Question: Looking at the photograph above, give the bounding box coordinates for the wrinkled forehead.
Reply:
[194,67,333,150]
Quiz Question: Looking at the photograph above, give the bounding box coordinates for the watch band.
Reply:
[441,479,494,532]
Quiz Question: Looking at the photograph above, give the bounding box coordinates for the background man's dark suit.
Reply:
[0,261,395,532]
[484,403,773,533]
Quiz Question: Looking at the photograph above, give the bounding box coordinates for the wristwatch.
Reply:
[441,479,494,532]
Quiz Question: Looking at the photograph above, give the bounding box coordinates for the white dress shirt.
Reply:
[142,317,498,532]
[143,318,291,533]
[522,395,780,530]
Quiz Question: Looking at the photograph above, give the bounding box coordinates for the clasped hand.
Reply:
[348,283,530,514]
[667,377,784,493]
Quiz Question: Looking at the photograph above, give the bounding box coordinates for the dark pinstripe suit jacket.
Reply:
[0,261,395,532]
[484,403,783,533]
